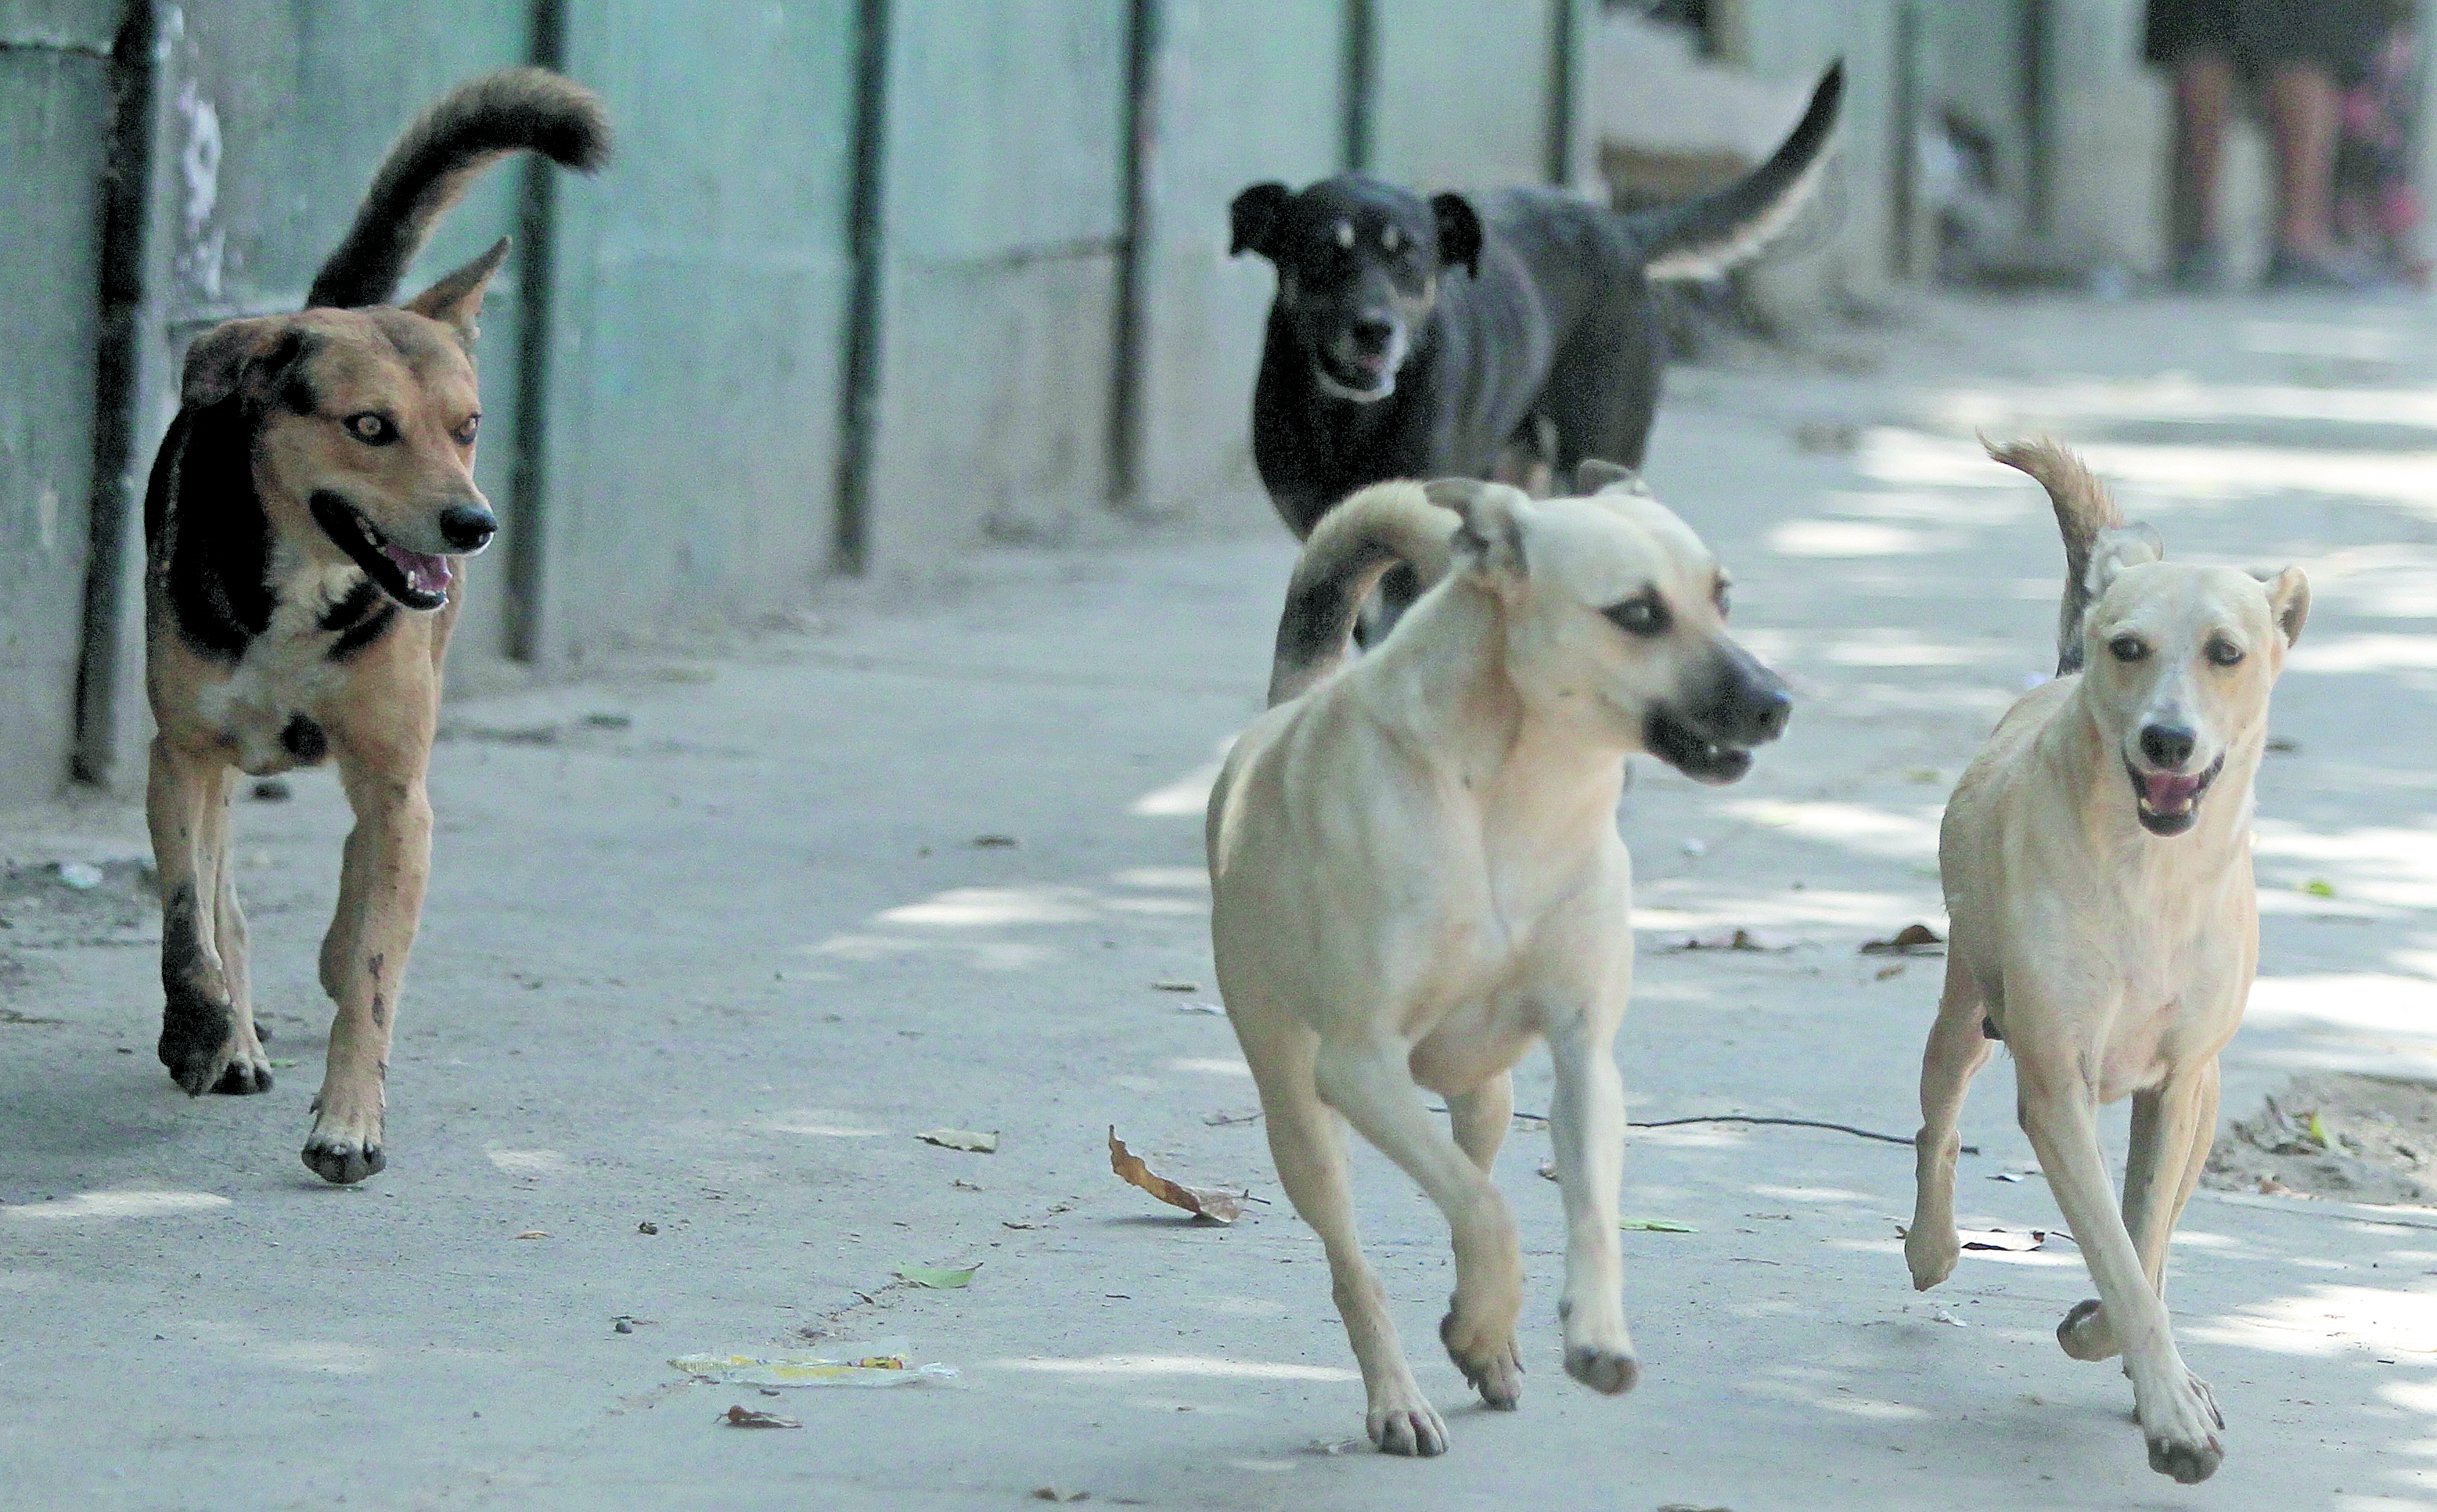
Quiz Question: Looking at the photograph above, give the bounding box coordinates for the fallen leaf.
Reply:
[2267,736,2301,754]
[1620,1218,1697,1233]
[917,1129,1000,1154]
[720,1405,801,1428]
[1151,979,1201,992]
[513,1230,549,1240]
[638,1221,661,1234]
[1202,1107,1262,1127]
[1031,1489,1090,1503]
[1874,963,1906,981]
[972,833,1019,848]
[2301,878,2337,898]
[896,1262,980,1288]
[1108,1127,1246,1222]
[1663,927,1796,953]
[1956,1227,2048,1252]
[1860,923,1945,956]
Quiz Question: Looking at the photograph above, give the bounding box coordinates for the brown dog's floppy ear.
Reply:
[405,236,513,347]
[1425,477,1526,577]
[1574,459,1650,497]
[1230,183,1290,259]
[180,316,295,409]
[1431,193,1482,278]
[2255,565,2309,646]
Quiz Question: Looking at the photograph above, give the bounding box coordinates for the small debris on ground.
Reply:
[513,1229,549,1240]
[637,1221,660,1234]
[52,862,103,891]
[1794,419,1858,452]
[972,833,1018,848]
[583,711,633,729]
[1860,923,1944,956]
[719,1405,801,1428]
[1032,1489,1090,1503]
[1662,927,1797,953]
[1620,1218,1697,1233]
[1874,963,1906,981]
[1956,1228,2051,1252]
[1177,1001,1226,1015]
[1150,979,1201,992]
[1203,1107,1262,1127]
[2299,877,2338,898]
[1108,1127,1247,1222]
[250,779,292,802]
[675,1350,960,1386]
[895,1263,980,1289]
[614,1319,635,1334]
[916,1129,999,1154]
[2208,1074,2437,1204]
[1679,838,1707,857]
[2266,736,2300,753]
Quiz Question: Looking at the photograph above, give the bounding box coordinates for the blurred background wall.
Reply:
[6,0,2431,802]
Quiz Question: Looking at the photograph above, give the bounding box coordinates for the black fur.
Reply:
[146,404,275,661]
[308,67,610,310]
[157,882,241,1095]
[279,714,329,765]
[320,578,399,661]
[1235,65,1841,543]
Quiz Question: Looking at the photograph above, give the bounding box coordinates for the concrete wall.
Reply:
[0,0,115,805]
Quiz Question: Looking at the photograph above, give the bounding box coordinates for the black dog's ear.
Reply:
[1431,193,1483,278]
[1230,182,1291,259]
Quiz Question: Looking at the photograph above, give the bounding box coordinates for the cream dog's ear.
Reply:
[2252,564,2309,646]
[1424,478,1528,578]
[2087,520,2164,598]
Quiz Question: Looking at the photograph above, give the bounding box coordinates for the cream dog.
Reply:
[1906,438,2308,1485]
[1207,465,1791,1455]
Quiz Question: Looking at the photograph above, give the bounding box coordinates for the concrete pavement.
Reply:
[9,290,2437,1509]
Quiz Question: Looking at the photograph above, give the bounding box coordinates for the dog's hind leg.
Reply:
[2017,1047,2225,1484]
[2062,1058,2225,1364]
[1543,1008,1637,1395]
[302,753,434,1185]
[1244,1018,1449,1455]
[147,739,272,1096]
[1317,1039,1526,1416]
[1906,960,1993,1291]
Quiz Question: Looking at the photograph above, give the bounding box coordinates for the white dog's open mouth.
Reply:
[2125,753,2224,836]
[310,490,453,611]
[1645,707,1756,786]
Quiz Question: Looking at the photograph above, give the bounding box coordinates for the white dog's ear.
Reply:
[1572,459,1650,497]
[2086,520,2164,598]
[1424,478,1528,578]
[2252,564,2309,646]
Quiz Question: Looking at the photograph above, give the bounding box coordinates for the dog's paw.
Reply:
[1367,1399,1449,1457]
[301,1130,386,1185]
[2141,1375,2224,1485]
[1903,1224,1958,1291]
[2058,1298,2122,1361]
[1438,1312,1522,1409]
[158,1011,272,1098]
[1562,1341,1640,1396]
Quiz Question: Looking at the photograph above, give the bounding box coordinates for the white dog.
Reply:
[1207,466,1791,1455]
[1906,438,2308,1485]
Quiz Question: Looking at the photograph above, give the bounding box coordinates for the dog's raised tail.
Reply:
[307,68,610,311]
[1637,60,1841,281]
[1989,436,2125,675]
[1266,482,1460,707]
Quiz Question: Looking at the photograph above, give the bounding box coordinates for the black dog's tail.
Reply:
[307,67,610,311]
[1267,482,1460,707]
[1632,60,1842,281]
[1987,435,2153,676]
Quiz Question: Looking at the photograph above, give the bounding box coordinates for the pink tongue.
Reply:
[381,544,452,597]
[2140,769,2202,808]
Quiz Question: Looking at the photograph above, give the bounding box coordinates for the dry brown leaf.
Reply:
[720,1404,801,1428]
[1107,1127,1244,1223]
[1860,923,1945,956]
[513,1229,549,1240]
[916,1128,999,1154]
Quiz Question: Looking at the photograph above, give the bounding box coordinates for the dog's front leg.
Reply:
[303,758,434,1185]
[2016,1051,2224,1484]
[1906,960,1994,1291]
[2098,1057,2223,1328]
[147,738,272,1095]
[1543,1010,1637,1395]
[1316,1040,1525,1414]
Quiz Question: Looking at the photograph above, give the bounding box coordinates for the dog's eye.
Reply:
[2108,634,2149,663]
[2205,636,2244,667]
[452,414,481,447]
[344,412,397,446]
[1604,591,1670,638]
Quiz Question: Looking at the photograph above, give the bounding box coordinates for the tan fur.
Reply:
[1905,438,2310,1485]
[1209,475,1787,1456]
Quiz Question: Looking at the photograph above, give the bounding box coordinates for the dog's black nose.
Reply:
[2140,723,2197,769]
[1747,682,1793,742]
[437,503,496,553]
[1349,314,1394,355]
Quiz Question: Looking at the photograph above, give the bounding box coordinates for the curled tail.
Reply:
[307,67,610,310]
[1266,482,1459,707]
[1635,60,1842,281]
[1987,436,2133,675]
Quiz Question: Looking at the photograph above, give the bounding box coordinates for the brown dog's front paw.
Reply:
[301,1132,386,1185]
[157,1003,271,1097]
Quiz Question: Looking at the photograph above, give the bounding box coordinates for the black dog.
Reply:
[1232,63,1843,542]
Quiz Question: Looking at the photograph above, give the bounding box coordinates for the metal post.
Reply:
[1342,0,1373,172]
[506,0,567,663]
[831,0,892,576]
[1107,0,1160,510]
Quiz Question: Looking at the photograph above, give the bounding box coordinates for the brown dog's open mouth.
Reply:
[2125,753,2224,836]
[1645,706,1756,786]
[310,491,453,611]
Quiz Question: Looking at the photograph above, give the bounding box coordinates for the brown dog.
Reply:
[140,70,607,1183]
